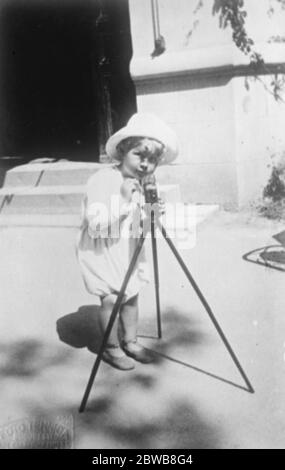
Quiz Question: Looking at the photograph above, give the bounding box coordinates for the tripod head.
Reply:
[142,175,159,204]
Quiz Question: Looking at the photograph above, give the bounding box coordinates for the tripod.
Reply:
[79,206,254,413]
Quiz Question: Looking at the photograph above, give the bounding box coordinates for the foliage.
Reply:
[270,0,285,11]
[258,154,285,220]
[212,0,262,64]
[186,0,285,101]
[263,155,285,202]
[258,199,285,220]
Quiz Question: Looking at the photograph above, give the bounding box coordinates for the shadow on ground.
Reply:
[21,391,222,449]
[56,304,208,361]
[57,304,249,391]
[56,305,103,354]
[0,306,225,448]
[0,338,74,377]
[77,398,222,449]
[56,304,207,352]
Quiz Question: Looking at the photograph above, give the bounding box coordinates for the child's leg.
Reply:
[98,294,135,370]
[119,294,139,343]
[120,295,154,364]
[99,294,120,347]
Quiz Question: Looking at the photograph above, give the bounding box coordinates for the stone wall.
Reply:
[128,0,285,207]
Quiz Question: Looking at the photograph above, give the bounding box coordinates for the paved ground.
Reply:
[0,210,284,449]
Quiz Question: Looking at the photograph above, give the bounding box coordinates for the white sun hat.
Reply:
[105,113,179,165]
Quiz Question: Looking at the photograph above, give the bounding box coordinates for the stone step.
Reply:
[4,161,104,187]
[0,184,181,215]
[0,187,83,215]
[0,213,79,227]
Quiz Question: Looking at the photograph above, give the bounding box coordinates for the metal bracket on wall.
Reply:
[150,0,166,58]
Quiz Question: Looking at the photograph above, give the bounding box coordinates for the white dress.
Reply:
[76,165,148,302]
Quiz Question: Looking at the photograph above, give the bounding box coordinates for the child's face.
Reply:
[120,138,161,180]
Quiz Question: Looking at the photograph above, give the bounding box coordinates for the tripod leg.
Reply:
[151,211,162,339]
[158,221,254,393]
[79,232,147,413]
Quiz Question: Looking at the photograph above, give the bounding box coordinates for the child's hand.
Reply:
[158,197,165,215]
[121,178,140,202]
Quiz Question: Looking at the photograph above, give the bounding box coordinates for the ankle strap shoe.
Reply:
[102,347,135,371]
[122,340,154,364]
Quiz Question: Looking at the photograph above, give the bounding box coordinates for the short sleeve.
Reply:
[84,167,132,238]
[86,167,121,206]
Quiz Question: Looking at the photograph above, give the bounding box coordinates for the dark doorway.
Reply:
[0,0,136,166]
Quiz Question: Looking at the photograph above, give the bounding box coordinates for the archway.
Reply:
[0,0,136,168]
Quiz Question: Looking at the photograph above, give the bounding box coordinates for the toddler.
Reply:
[77,113,178,370]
